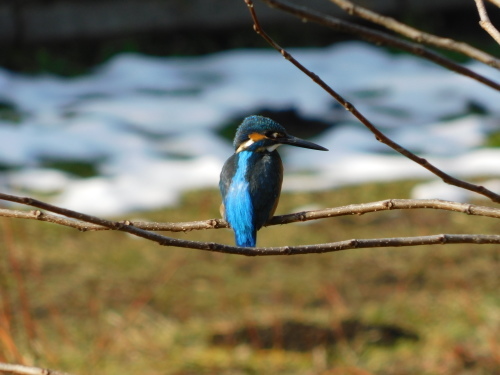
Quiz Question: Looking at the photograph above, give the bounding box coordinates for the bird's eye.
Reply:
[266,132,281,139]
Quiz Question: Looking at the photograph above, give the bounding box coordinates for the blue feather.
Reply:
[224,151,256,247]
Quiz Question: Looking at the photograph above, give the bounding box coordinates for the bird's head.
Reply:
[234,115,328,153]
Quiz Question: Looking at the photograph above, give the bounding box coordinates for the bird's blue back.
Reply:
[220,149,283,247]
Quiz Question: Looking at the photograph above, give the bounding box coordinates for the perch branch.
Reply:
[1,193,499,255]
[245,0,500,203]
[1,199,500,232]
[258,0,500,89]
[329,0,500,68]
[0,362,73,375]
[475,0,500,45]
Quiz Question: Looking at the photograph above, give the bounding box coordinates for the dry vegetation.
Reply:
[1,180,498,374]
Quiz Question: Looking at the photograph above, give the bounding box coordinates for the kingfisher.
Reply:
[219,115,328,247]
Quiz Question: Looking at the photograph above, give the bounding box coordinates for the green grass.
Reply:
[485,131,500,148]
[0,180,499,374]
[38,158,103,178]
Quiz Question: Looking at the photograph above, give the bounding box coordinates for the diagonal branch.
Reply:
[245,0,500,203]
[1,199,500,232]
[258,0,500,90]
[474,0,500,45]
[329,0,500,68]
[0,192,211,252]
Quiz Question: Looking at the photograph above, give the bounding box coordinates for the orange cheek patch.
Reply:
[249,132,266,141]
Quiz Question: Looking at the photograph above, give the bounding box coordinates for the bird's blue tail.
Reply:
[226,194,257,247]
[223,151,258,247]
[234,230,256,247]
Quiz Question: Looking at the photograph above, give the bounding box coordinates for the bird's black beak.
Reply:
[276,134,328,151]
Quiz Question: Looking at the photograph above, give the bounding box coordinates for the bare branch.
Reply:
[0,362,74,375]
[0,208,106,231]
[268,198,500,224]
[0,192,236,254]
[1,192,499,255]
[0,208,227,232]
[2,199,500,232]
[270,234,500,255]
[245,0,500,203]
[475,0,500,45]
[486,0,500,8]
[258,0,500,90]
[329,0,500,68]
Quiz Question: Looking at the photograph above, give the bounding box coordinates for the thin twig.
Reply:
[245,0,500,203]
[0,208,106,231]
[0,208,227,232]
[0,193,499,255]
[475,0,500,45]
[259,0,500,90]
[0,362,74,375]
[329,0,500,68]
[268,198,500,224]
[2,199,500,232]
[486,0,500,8]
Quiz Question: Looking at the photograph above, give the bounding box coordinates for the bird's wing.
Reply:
[219,153,239,220]
[249,152,283,230]
[219,154,237,200]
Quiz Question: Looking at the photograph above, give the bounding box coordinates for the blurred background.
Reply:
[0,1,499,374]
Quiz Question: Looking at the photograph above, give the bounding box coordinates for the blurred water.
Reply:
[0,42,499,215]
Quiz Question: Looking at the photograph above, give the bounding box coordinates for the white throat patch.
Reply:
[266,144,281,152]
